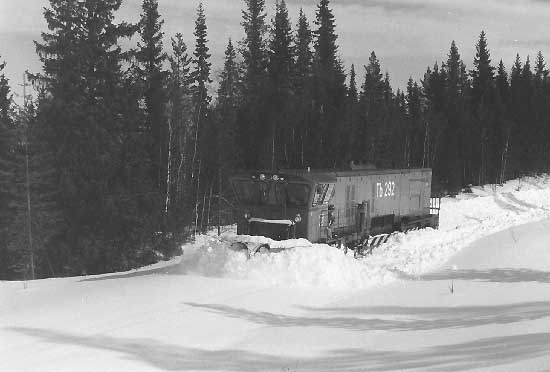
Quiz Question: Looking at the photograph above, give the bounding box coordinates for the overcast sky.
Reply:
[1,0,550,102]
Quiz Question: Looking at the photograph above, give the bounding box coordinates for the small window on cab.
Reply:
[312,183,335,207]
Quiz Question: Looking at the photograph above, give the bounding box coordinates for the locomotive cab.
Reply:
[229,172,315,240]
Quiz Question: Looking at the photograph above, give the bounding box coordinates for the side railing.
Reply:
[430,196,442,216]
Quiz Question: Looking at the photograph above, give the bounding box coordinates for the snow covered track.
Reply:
[183,175,550,290]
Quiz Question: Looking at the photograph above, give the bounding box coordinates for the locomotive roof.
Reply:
[282,167,432,182]
[230,168,432,184]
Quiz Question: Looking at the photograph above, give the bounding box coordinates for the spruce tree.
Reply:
[534,51,548,84]
[267,0,293,168]
[444,41,466,189]
[358,52,384,164]
[470,31,495,106]
[167,33,193,226]
[193,2,212,115]
[312,0,346,166]
[192,2,212,202]
[470,31,495,184]
[6,103,64,279]
[240,0,268,168]
[314,0,343,77]
[268,0,293,86]
[241,0,268,93]
[520,56,537,171]
[216,38,241,169]
[348,64,358,103]
[137,0,167,189]
[343,64,358,163]
[495,60,512,183]
[0,58,15,278]
[293,8,313,166]
[405,78,423,168]
[294,8,313,91]
[533,52,550,169]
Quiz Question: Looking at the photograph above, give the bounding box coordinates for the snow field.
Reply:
[183,175,550,290]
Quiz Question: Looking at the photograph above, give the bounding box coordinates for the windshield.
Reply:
[232,180,311,208]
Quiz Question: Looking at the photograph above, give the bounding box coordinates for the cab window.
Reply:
[286,183,310,207]
[312,183,334,206]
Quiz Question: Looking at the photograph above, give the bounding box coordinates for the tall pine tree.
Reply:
[240,0,268,168]
[267,0,293,168]
[292,8,313,166]
[136,0,167,190]
[193,2,212,122]
[216,38,241,169]
[470,31,495,184]
[312,0,346,166]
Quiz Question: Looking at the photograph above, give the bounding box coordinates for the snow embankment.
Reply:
[182,175,550,290]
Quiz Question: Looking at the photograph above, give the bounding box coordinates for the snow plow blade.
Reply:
[227,241,272,258]
[354,233,391,258]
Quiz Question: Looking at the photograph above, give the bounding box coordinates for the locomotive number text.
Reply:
[376,181,395,198]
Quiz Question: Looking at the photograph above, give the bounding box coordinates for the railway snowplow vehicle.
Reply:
[228,167,440,257]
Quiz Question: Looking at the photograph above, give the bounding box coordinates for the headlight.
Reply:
[294,214,302,223]
[244,211,251,220]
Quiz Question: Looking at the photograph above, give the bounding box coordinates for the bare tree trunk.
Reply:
[200,191,207,232]
[404,136,410,168]
[192,92,203,179]
[271,123,276,170]
[422,121,429,168]
[206,182,213,230]
[218,167,222,236]
[176,116,189,204]
[25,141,35,280]
[479,133,485,186]
[500,128,510,184]
[165,115,173,215]
[300,133,304,167]
[194,160,201,238]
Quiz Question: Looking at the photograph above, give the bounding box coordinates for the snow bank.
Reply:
[182,175,550,290]
[182,235,396,289]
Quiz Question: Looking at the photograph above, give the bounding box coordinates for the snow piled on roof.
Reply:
[182,175,550,290]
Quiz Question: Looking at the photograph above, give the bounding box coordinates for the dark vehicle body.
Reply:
[229,167,440,247]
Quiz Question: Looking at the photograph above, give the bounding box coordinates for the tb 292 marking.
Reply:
[376,181,395,198]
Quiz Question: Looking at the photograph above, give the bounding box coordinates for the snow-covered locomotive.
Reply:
[228,166,440,256]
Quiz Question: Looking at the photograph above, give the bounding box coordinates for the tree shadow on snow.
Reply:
[493,194,526,214]
[7,326,550,372]
[419,268,550,284]
[186,301,550,332]
[502,193,541,210]
[79,259,187,282]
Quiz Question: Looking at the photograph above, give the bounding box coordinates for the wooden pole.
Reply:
[194,160,201,238]
[22,72,34,280]
[25,141,34,280]
[218,167,222,236]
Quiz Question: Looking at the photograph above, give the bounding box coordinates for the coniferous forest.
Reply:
[1,0,550,279]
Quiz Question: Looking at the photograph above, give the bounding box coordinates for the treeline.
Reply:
[1,0,549,279]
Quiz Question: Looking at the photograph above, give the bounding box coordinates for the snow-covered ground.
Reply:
[2,175,550,371]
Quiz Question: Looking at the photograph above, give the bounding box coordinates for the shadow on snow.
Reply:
[186,301,550,332]
[7,326,550,372]
[418,268,550,284]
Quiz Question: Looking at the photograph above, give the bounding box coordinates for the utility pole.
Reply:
[217,167,222,236]
[21,72,34,280]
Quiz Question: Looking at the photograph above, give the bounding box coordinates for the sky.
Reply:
[1,0,550,103]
